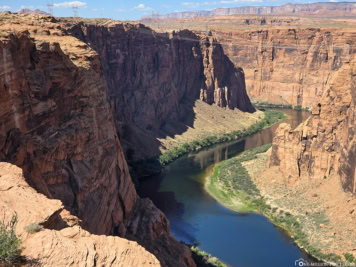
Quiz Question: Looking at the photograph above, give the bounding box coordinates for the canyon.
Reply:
[143,16,356,108]
[0,12,254,266]
[242,55,356,258]
[1,7,356,266]
[141,10,356,263]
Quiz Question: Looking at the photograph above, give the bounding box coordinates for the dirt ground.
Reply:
[158,100,263,151]
[243,150,356,260]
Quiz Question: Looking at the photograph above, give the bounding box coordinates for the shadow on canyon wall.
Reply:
[66,23,255,164]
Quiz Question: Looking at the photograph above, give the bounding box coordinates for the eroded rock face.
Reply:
[270,56,356,192]
[0,30,136,236]
[216,28,356,108]
[0,162,161,267]
[0,14,198,266]
[67,24,254,159]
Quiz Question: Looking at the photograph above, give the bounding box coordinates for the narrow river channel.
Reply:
[138,109,311,267]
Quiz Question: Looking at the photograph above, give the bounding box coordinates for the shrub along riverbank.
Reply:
[190,246,227,267]
[130,109,287,184]
[205,145,345,265]
[158,109,286,166]
[252,101,310,111]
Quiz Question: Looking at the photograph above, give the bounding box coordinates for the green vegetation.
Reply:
[253,101,293,109]
[159,110,286,166]
[24,223,43,234]
[252,101,311,111]
[130,109,287,185]
[191,246,227,267]
[0,215,23,265]
[206,145,343,264]
[343,253,356,264]
[293,105,310,111]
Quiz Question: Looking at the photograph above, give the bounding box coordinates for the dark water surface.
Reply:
[138,109,311,267]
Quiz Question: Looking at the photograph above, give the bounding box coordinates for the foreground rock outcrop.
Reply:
[270,53,356,193]
[0,162,161,266]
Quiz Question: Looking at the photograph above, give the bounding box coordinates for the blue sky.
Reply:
[1,0,355,20]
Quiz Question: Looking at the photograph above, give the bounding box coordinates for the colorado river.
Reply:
[138,109,311,267]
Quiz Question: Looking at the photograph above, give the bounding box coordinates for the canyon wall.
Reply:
[0,15,194,266]
[0,13,254,265]
[143,18,356,108]
[66,22,254,160]
[215,28,356,108]
[270,53,356,193]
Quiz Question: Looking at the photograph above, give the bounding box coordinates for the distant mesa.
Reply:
[18,9,50,15]
[144,2,356,20]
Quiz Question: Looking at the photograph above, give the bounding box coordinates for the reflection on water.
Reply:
[138,109,311,267]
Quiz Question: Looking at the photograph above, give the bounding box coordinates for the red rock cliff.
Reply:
[270,53,356,192]
[0,14,201,266]
[216,28,356,108]
[66,23,254,159]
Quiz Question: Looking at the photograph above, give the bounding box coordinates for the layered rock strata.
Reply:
[214,28,356,108]
[144,18,356,108]
[157,2,356,19]
[0,14,197,266]
[270,54,356,193]
[67,23,254,159]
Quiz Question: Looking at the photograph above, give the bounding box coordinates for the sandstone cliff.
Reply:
[66,22,254,160]
[270,53,356,193]
[0,14,197,266]
[144,17,356,108]
[213,28,356,108]
[0,162,161,266]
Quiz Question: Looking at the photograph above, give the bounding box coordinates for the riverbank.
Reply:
[130,105,287,182]
[206,145,356,265]
[252,100,311,111]
[158,109,286,166]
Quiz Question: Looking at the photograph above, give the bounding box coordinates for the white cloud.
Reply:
[134,4,153,11]
[116,8,126,12]
[0,5,10,10]
[53,1,87,8]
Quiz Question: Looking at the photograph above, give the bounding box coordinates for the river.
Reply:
[138,109,311,267]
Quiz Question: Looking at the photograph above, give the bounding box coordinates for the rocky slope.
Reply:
[0,162,161,266]
[270,53,356,193]
[0,13,254,266]
[156,2,356,19]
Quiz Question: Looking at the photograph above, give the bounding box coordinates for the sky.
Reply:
[1,0,355,20]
